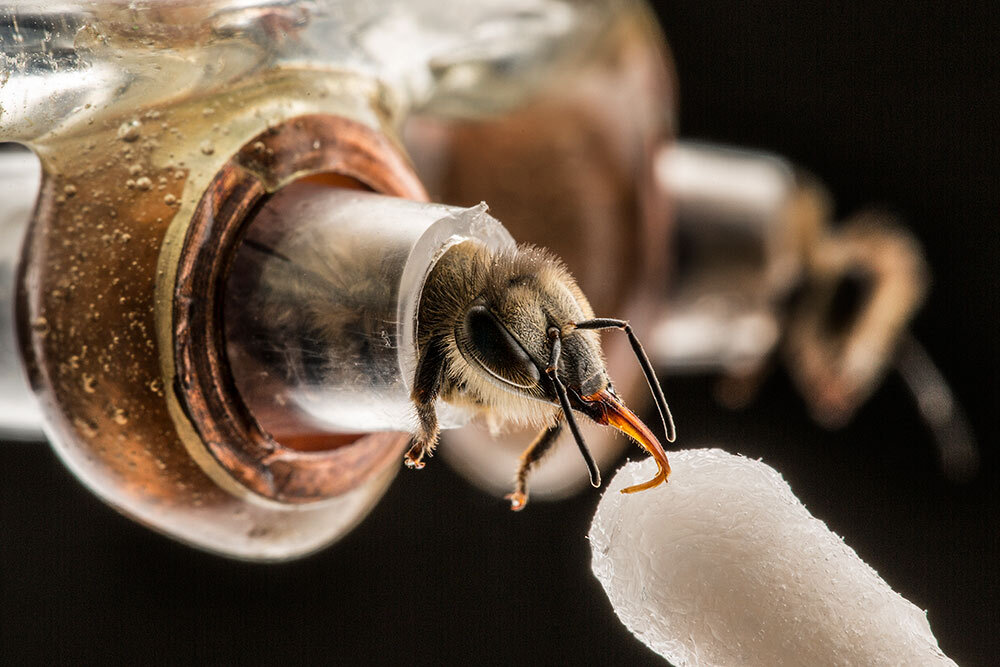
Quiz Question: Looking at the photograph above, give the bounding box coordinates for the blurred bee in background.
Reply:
[655,143,979,482]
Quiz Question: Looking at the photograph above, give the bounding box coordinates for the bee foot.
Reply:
[404,440,434,470]
[505,491,527,511]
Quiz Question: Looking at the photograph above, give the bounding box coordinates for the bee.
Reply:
[408,240,676,510]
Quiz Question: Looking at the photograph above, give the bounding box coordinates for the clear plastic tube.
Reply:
[224,184,515,446]
[0,147,43,440]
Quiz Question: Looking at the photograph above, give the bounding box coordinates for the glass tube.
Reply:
[0,147,43,440]
[224,183,515,448]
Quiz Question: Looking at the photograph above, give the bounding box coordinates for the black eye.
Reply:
[459,305,541,389]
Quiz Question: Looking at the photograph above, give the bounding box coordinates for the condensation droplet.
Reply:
[82,373,97,393]
[199,140,215,155]
[135,176,152,191]
[31,317,50,337]
[118,120,141,142]
[74,417,98,438]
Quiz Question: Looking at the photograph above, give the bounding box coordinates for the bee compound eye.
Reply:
[462,305,541,389]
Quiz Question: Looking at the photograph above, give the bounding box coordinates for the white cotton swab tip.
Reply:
[589,449,955,666]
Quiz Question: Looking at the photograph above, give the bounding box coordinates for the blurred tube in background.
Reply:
[651,141,810,375]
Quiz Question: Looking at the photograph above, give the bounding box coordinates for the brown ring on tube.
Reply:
[173,114,427,504]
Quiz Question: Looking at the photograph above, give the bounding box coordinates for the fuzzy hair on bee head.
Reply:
[416,241,610,424]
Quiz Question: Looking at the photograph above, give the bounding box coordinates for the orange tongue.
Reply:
[583,389,671,494]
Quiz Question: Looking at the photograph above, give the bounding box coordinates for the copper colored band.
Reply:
[173,114,427,503]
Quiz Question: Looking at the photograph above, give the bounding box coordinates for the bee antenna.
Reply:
[574,318,676,443]
[546,327,601,488]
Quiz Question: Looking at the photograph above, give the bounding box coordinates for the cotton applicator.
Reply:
[589,449,955,666]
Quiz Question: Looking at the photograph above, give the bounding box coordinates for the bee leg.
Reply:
[405,402,438,470]
[406,336,445,470]
[506,417,565,511]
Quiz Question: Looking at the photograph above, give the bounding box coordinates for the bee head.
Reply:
[454,261,608,403]
[452,244,674,493]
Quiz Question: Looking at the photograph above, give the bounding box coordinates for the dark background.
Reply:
[2,2,997,665]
